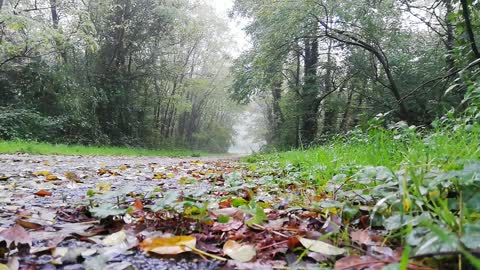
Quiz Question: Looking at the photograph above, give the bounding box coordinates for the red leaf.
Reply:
[34,190,52,197]
[287,236,300,250]
[219,198,232,208]
[133,199,144,211]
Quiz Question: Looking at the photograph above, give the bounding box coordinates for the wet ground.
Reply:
[0,154,241,270]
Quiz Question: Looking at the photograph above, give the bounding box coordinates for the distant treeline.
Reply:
[0,0,238,153]
[230,0,480,148]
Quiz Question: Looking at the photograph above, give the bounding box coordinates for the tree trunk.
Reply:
[49,0,59,29]
[270,77,283,143]
[323,40,335,135]
[340,88,354,131]
[301,37,320,145]
[460,0,480,59]
[445,0,455,69]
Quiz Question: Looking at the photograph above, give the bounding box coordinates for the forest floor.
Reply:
[0,131,479,270]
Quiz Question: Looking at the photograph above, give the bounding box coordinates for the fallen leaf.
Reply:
[34,190,52,197]
[96,183,112,193]
[0,175,9,181]
[34,171,51,177]
[65,171,82,183]
[223,240,256,262]
[334,255,386,270]
[46,175,59,181]
[298,237,345,256]
[350,229,375,246]
[0,224,31,256]
[212,220,243,232]
[7,257,19,270]
[15,219,43,230]
[132,199,144,211]
[119,165,128,171]
[139,235,196,255]
[102,230,127,246]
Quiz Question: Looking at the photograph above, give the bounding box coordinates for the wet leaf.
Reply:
[132,199,144,211]
[334,255,385,270]
[96,183,112,193]
[0,224,31,255]
[102,230,127,246]
[90,204,127,218]
[34,171,51,177]
[223,240,256,262]
[298,237,345,256]
[350,230,375,246]
[46,175,59,181]
[15,218,43,230]
[139,235,196,255]
[34,190,52,197]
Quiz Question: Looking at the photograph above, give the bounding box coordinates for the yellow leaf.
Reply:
[96,183,111,193]
[139,235,196,255]
[166,173,174,178]
[119,164,128,171]
[403,197,411,212]
[34,171,51,177]
[65,172,82,183]
[46,175,59,181]
[179,177,188,184]
[153,173,165,179]
[223,240,256,262]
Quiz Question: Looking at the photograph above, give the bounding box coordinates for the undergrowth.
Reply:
[245,114,480,268]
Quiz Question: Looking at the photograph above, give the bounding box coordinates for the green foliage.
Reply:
[248,119,480,267]
[0,0,239,152]
[0,108,62,141]
[231,0,480,149]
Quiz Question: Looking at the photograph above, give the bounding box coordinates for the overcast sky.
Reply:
[209,0,250,56]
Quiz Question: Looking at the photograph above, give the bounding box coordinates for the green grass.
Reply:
[0,140,208,157]
[246,125,480,184]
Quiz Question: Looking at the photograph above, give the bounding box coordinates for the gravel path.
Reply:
[0,154,242,270]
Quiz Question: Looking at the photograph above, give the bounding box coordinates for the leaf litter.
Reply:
[1,154,476,269]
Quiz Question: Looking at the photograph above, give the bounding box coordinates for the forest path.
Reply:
[0,154,244,270]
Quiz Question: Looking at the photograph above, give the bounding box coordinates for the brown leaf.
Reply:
[287,237,301,250]
[219,198,232,208]
[350,230,375,246]
[132,199,144,211]
[15,219,42,230]
[334,255,386,270]
[211,220,243,232]
[34,190,52,197]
